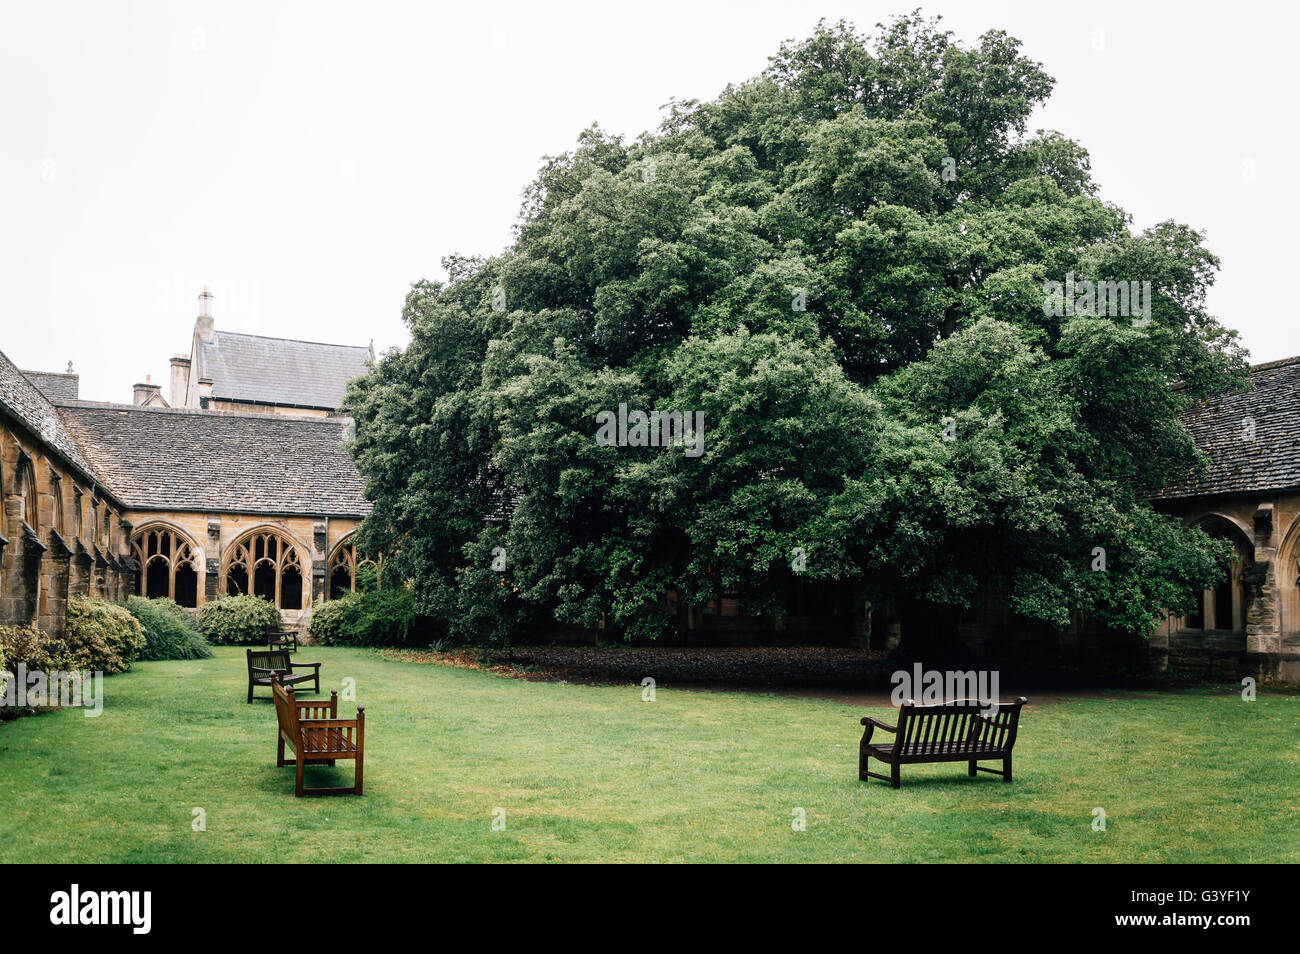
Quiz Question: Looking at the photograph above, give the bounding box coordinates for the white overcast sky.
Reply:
[1,0,1295,402]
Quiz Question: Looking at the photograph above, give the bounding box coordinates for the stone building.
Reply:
[0,290,373,633]
[1148,355,1300,681]
[166,286,373,417]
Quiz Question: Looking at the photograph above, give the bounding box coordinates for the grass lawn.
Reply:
[0,646,1296,863]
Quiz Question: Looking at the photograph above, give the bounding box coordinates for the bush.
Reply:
[309,587,433,647]
[66,594,146,674]
[0,624,72,674]
[196,595,281,645]
[123,596,213,661]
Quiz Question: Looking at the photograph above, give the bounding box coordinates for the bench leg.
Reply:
[1003,754,1012,783]
[247,680,254,704]
[968,760,977,777]
[890,763,901,789]
[277,736,286,768]
[354,755,363,796]
[295,757,305,798]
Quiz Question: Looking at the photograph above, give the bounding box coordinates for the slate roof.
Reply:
[0,350,109,493]
[200,331,370,410]
[21,370,79,401]
[1155,355,1300,500]
[54,401,371,517]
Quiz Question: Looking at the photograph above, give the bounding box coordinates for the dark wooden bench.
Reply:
[860,697,1027,788]
[268,629,298,653]
[271,675,365,797]
[246,648,320,703]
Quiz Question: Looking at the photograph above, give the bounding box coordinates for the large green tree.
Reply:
[347,14,1246,647]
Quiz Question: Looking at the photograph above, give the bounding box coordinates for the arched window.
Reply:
[326,537,380,599]
[222,529,304,610]
[131,525,201,607]
[50,467,65,536]
[1182,517,1252,633]
[21,457,38,531]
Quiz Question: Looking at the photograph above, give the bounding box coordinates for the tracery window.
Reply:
[131,525,200,607]
[222,529,304,610]
[326,537,379,599]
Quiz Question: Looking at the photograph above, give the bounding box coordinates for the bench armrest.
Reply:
[289,661,322,672]
[859,716,898,732]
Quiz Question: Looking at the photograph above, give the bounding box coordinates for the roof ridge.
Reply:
[54,398,353,426]
[214,329,370,351]
[1249,354,1300,373]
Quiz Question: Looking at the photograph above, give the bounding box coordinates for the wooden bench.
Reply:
[271,675,365,797]
[268,629,298,653]
[246,648,320,703]
[860,697,1027,788]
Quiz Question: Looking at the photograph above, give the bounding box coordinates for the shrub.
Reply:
[308,593,356,644]
[196,595,280,645]
[66,594,146,674]
[123,596,213,661]
[309,587,434,647]
[0,624,70,674]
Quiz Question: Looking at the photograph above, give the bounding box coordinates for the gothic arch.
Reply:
[221,526,306,610]
[1181,513,1254,633]
[326,532,379,599]
[1276,512,1300,637]
[130,522,202,607]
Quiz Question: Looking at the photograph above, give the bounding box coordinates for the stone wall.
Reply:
[1150,491,1300,682]
[0,418,136,633]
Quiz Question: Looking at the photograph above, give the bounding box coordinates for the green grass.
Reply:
[0,647,1296,862]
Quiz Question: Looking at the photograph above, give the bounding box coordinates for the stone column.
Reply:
[43,531,72,637]
[205,517,221,603]
[311,520,327,605]
[1247,503,1281,655]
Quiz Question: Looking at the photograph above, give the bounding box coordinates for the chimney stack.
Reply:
[133,374,162,406]
[169,354,191,407]
[196,285,215,341]
[198,376,214,409]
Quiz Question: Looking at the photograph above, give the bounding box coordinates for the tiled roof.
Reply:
[54,401,371,517]
[0,351,108,493]
[200,331,370,410]
[21,370,79,401]
[1155,355,1300,500]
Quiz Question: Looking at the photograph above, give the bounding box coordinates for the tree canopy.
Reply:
[345,13,1248,646]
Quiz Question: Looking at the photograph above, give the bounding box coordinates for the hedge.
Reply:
[66,594,145,674]
[123,596,214,660]
[308,587,433,647]
[196,595,281,645]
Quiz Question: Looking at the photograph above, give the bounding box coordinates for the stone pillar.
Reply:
[69,542,92,597]
[1247,503,1281,654]
[205,517,221,603]
[19,525,46,625]
[44,531,72,637]
[311,520,327,605]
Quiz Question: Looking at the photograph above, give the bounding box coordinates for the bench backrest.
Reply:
[248,648,292,674]
[271,676,298,739]
[896,697,1027,756]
